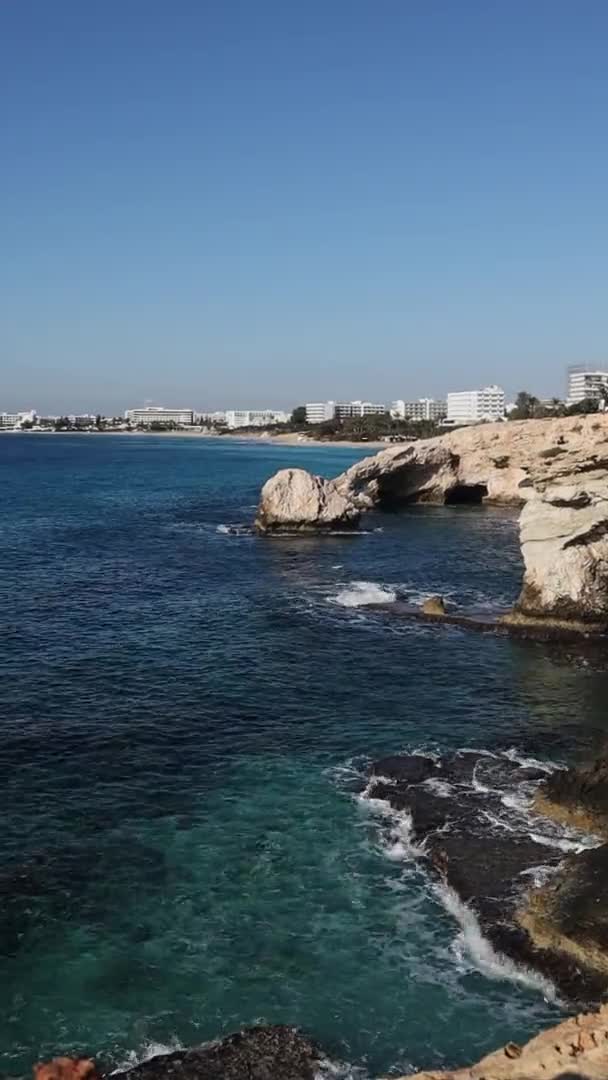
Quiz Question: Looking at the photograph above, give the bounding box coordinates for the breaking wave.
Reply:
[333,582,397,607]
[440,884,559,1001]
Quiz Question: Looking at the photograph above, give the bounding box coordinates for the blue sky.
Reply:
[2,0,607,413]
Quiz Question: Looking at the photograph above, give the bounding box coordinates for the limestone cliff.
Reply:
[256,415,608,626]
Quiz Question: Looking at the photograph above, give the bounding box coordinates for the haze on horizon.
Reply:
[2,1,607,415]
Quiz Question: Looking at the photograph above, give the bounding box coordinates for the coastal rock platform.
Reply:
[365,750,608,1002]
[368,600,608,643]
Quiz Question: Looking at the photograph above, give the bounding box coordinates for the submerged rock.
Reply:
[255,468,360,533]
[109,1026,320,1080]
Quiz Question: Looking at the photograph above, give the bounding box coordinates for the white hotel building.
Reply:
[446,385,505,425]
[224,409,289,429]
[305,400,386,423]
[391,398,447,422]
[125,407,195,426]
[567,366,608,406]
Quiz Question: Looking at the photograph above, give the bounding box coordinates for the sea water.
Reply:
[2,434,608,1078]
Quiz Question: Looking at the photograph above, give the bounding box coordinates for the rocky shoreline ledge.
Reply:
[364,749,608,1003]
[255,414,608,633]
[31,1003,608,1080]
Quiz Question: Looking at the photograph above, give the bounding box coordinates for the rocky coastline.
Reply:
[24,420,608,1080]
[32,1001,608,1080]
[256,414,608,633]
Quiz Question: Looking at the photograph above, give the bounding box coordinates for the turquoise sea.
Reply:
[2,434,607,1077]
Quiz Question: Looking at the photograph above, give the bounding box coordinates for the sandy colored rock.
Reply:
[35,1060,99,1080]
[394,1002,608,1078]
[255,468,360,533]
[514,474,608,624]
[421,596,447,615]
[257,415,608,623]
[336,413,608,509]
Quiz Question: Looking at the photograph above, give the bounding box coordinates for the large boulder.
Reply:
[513,474,608,626]
[255,468,360,533]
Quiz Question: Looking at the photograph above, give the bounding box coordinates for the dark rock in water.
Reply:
[109,1026,320,1080]
[371,754,437,784]
[366,750,608,1001]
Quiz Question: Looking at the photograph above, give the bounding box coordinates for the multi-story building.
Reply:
[567,366,608,406]
[0,410,37,429]
[224,409,289,429]
[305,400,386,423]
[305,401,336,424]
[391,398,447,422]
[125,407,195,426]
[337,400,386,418]
[446,385,505,425]
[198,411,227,426]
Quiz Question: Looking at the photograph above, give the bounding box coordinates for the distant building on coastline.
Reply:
[305,400,386,423]
[390,398,447,422]
[0,410,37,429]
[125,407,195,426]
[224,409,289,429]
[446,385,505,425]
[567,366,608,406]
[305,401,336,423]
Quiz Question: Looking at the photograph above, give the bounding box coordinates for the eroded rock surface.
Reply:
[336,413,608,510]
[256,415,608,627]
[109,1026,320,1080]
[513,474,608,625]
[255,468,360,533]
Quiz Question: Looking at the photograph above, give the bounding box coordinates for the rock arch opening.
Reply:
[444,484,488,505]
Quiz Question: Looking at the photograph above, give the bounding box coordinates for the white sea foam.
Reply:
[333,581,397,607]
[423,777,454,798]
[528,829,602,854]
[315,1057,369,1080]
[216,523,251,536]
[114,1038,185,1071]
[503,747,559,773]
[438,883,559,1002]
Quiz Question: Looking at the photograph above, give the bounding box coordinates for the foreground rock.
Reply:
[395,1002,608,1079]
[366,751,608,1001]
[255,468,360,533]
[33,1008,608,1080]
[110,1026,320,1080]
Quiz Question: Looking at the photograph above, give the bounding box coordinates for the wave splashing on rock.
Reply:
[359,748,605,1002]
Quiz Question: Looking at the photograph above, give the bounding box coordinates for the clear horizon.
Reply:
[3,1,607,414]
